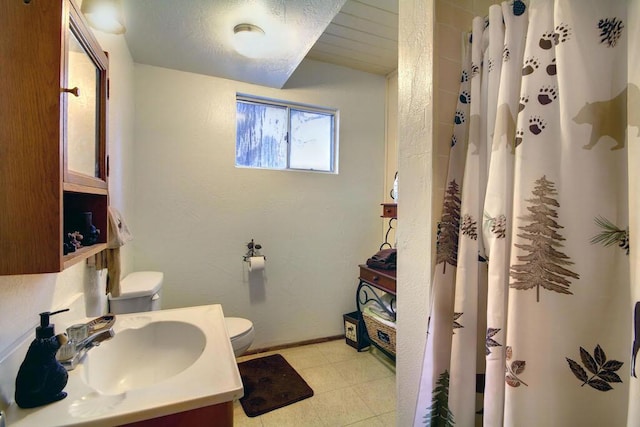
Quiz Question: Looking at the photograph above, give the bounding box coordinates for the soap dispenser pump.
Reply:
[15,309,70,409]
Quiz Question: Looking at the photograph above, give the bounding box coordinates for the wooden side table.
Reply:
[356,264,396,360]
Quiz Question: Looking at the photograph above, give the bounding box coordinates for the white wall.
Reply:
[0,31,135,408]
[131,59,387,349]
[396,1,435,426]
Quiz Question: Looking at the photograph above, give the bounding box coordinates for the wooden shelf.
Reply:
[63,243,107,269]
[64,182,108,196]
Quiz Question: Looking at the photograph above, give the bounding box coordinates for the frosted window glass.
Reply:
[236,102,287,169]
[235,96,336,172]
[289,110,333,171]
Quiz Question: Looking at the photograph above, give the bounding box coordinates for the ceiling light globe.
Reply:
[81,0,126,35]
[233,23,266,58]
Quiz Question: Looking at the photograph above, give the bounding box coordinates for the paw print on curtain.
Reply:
[539,24,572,50]
[516,23,573,149]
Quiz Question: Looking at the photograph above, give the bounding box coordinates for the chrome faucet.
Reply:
[56,323,114,370]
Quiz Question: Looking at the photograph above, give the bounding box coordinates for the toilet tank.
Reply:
[108,271,163,314]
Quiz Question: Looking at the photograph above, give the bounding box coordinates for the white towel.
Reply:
[106,207,132,297]
[107,206,133,249]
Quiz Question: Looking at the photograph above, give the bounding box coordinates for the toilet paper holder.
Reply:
[243,239,265,262]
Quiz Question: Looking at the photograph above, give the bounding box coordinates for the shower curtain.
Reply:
[414,0,639,426]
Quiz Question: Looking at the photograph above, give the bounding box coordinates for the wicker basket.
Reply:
[362,308,396,356]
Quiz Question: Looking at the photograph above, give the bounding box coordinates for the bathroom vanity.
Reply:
[0,0,109,275]
[4,304,243,427]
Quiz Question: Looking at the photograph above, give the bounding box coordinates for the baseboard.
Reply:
[244,335,345,355]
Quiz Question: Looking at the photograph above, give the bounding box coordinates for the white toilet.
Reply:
[108,271,255,356]
[224,317,255,357]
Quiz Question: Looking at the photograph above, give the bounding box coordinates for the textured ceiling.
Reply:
[122,0,398,88]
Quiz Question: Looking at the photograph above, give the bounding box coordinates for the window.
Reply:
[235,95,337,172]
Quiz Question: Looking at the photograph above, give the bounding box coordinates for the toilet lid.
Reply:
[225,317,253,339]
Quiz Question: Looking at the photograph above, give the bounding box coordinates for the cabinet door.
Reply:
[61,0,109,270]
[0,0,109,275]
[63,2,108,189]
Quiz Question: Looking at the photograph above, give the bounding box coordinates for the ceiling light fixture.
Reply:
[233,23,266,58]
[81,0,126,35]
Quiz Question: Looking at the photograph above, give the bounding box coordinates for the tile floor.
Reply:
[233,339,396,427]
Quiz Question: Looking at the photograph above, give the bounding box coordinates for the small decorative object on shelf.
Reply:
[63,232,83,255]
[77,212,100,246]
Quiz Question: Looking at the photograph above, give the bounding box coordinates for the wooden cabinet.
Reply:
[0,0,109,275]
[118,402,233,427]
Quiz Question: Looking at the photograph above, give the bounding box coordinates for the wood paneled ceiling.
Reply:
[306,0,399,77]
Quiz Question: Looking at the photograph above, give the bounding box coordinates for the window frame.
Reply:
[235,94,338,173]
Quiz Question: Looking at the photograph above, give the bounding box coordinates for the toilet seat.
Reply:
[225,317,253,340]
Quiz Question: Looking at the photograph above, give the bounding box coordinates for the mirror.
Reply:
[66,26,100,178]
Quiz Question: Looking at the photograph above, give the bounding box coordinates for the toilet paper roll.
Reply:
[84,267,107,317]
[248,256,265,272]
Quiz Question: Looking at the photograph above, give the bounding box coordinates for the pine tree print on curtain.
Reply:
[509,175,579,302]
[436,180,461,274]
[424,370,455,427]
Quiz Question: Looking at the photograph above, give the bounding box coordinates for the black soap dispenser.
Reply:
[15,309,70,409]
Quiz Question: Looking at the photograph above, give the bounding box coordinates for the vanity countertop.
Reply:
[4,304,243,427]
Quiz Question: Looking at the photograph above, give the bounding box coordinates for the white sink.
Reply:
[81,321,206,395]
[5,305,244,427]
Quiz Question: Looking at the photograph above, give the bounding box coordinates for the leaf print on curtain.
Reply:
[505,346,528,387]
[452,312,464,333]
[509,175,580,302]
[486,328,502,356]
[566,345,624,391]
